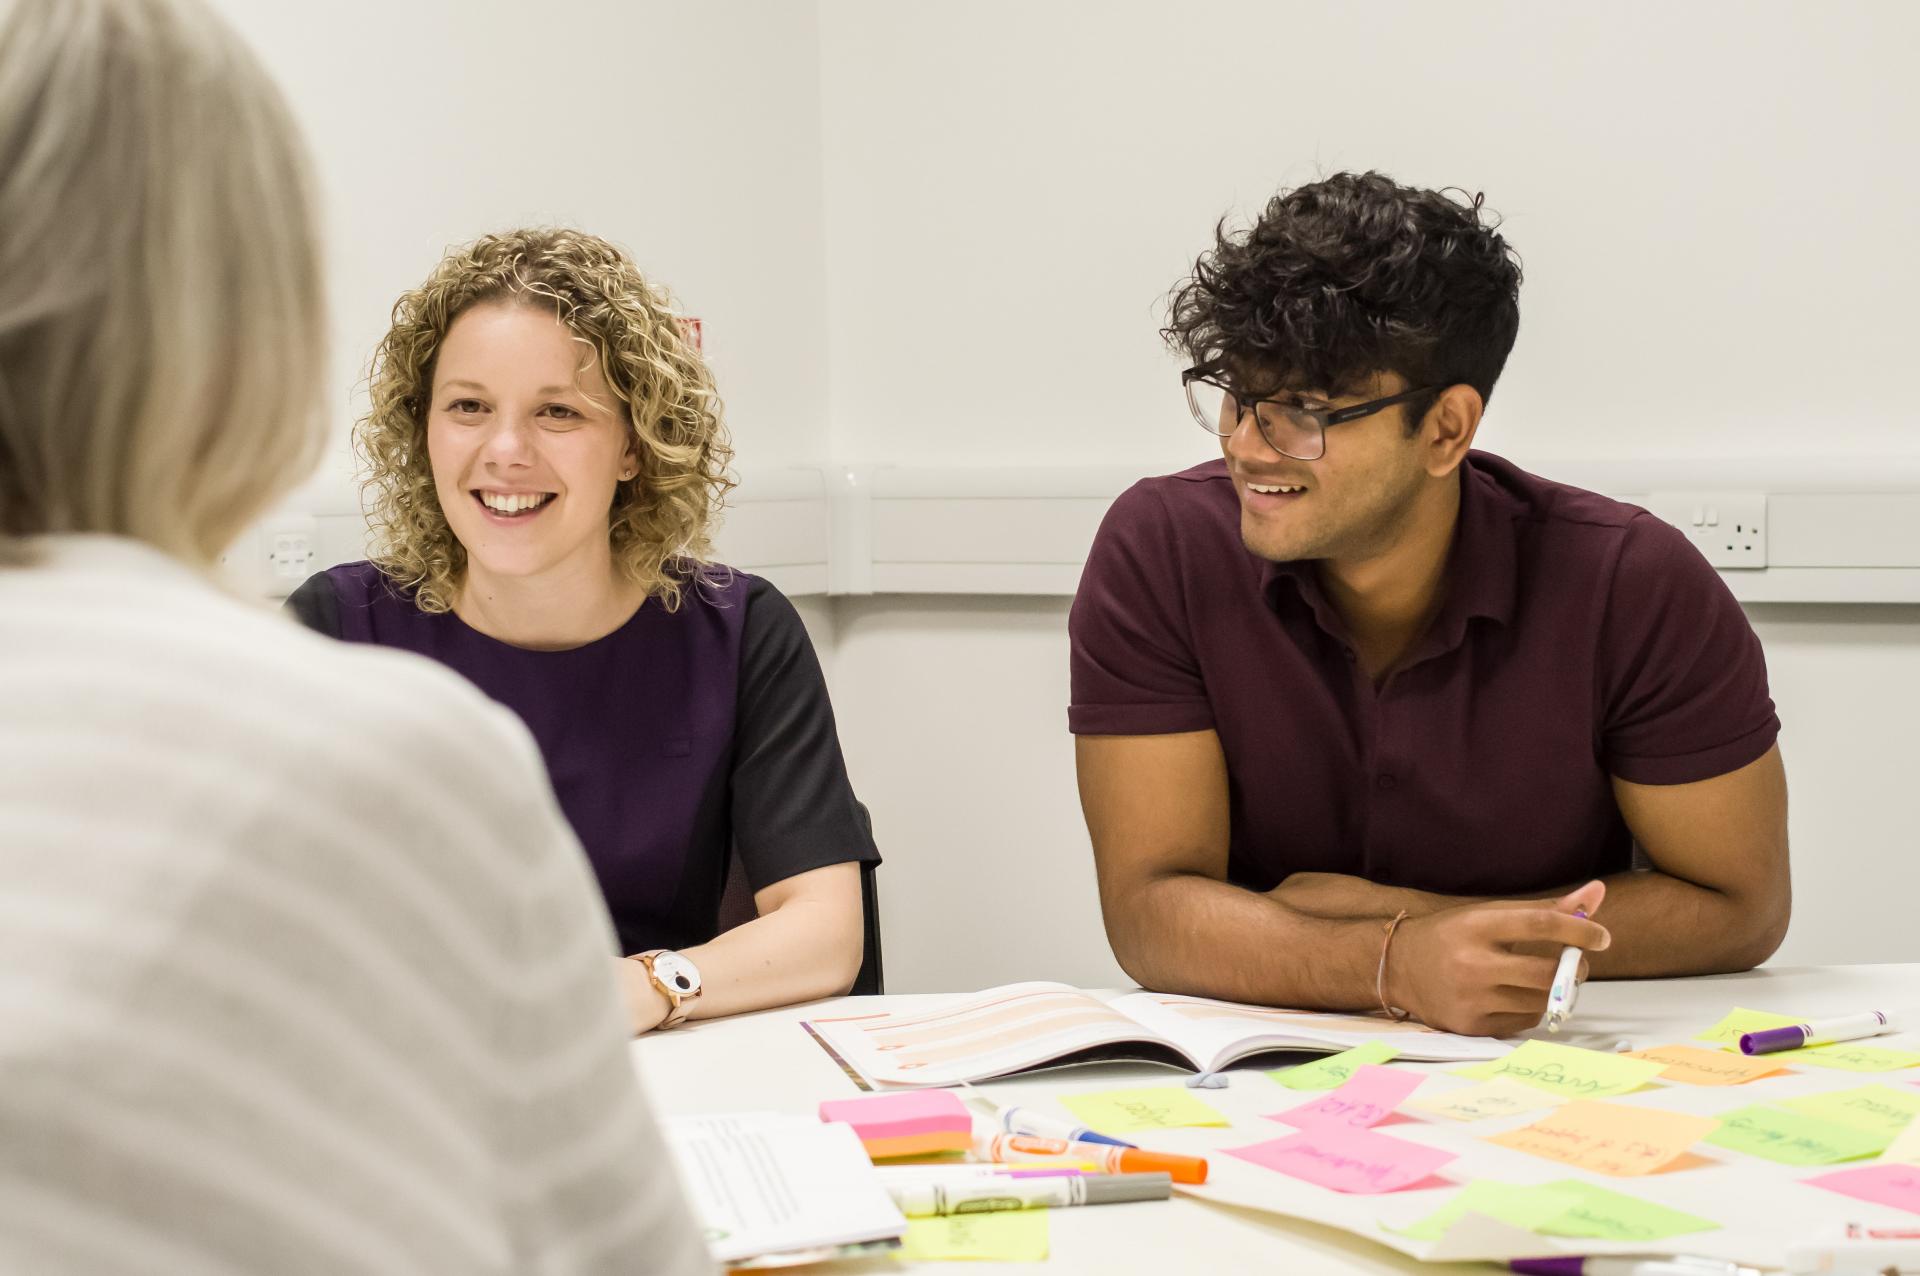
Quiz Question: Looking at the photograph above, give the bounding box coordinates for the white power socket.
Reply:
[262,515,317,584]
[1644,492,1767,570]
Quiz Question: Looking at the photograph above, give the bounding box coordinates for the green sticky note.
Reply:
[1391,1179,1719,1245]
[1456,1040,1666,1099]
[1707,1105,1891,1165]
[1058,1086,1228,1132]
[1391,1180,1580,1241]
[902,1211,1049,1262]
[1787,1085,1920,1136]
[1268,1042,1400,1091]
[1794,1044,1920,1072]
[1537,1180,1721,1243]
[1694,1007,1799,1046]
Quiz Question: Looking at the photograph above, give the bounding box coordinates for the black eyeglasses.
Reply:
[1182,366,1443,461]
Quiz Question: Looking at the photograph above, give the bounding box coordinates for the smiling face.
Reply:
[1221,370,1432,565]
[425,301,637,588]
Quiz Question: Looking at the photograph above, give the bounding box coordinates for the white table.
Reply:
[632,964,1920,1273]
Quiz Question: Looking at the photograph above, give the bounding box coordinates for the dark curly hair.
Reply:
[1164,171,1523,427]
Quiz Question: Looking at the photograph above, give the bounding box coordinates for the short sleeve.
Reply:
[283,571,341,637]
[1067,481,1213,735]
[731,578,879,891]
[1599,513,1780,785]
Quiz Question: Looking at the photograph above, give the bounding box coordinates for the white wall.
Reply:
[818,0,1919,469]
[211,0,833,487]
[240,1,1920,990]
[813,1,1920,987]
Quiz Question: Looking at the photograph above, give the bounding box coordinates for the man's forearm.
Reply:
[1107,871,1388,1011]
[1577,869,1784,977]
[1271,869,1783,977]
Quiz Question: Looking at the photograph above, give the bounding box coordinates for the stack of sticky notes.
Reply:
[819,1091,974,1160]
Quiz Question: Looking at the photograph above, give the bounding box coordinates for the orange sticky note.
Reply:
[1624,1044,1790,1087]
[1489,1100,1720,1177]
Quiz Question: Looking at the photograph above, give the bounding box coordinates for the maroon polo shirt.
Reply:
[1068,451,1779,896]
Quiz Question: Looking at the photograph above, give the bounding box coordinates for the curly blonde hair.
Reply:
[357,228,734,613]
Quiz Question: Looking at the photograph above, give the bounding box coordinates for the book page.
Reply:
[660,1113,905,1265]
[803,981,1188,1087]
[1111,991,1509,1072]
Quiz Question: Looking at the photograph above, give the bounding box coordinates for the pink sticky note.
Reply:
[818,1089,969,1138]
[1226,1125,1456,1194]
[1806,1164,1920,1216]
[1270,1064,1425,1131]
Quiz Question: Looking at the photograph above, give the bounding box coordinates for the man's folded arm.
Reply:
[1076,730,1384,1011]
[1264,745,1791,978]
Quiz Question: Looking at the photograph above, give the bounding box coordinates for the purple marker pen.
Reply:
[1740,1010,1899,1056]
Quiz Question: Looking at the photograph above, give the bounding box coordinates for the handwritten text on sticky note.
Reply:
[1459,1040,1665,1100]
[1786,1085,1920,1137]
[1695,1007,1799,1046]
[1392,1180,1576,1241]
[1540,1179,1723,1242]
[1794,1044,1920,1072]
[1706,1105,1889,1166]
[1268,1041,1399,1091]
[1394,1178,1719,1244]
[1271,1064,1425,1131]
[1488,1100,1718,1176]
[1058,1086,1227,1133]
[1622,1043,1787,1086]
[1228,1125,1456,1194]
[1404,1076,1567,1123]
[902,1211,1050,1262]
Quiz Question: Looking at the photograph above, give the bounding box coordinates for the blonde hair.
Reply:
[358,229,734,614]
[0,0,325,564]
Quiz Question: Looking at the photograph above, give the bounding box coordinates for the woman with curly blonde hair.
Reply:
[288,228,877,1034]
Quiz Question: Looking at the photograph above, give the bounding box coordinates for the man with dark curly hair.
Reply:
[1070,172,1788,1038]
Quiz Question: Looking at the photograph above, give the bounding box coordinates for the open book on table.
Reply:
[803,981,1509,1090]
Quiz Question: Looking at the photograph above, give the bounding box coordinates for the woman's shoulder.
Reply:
[305,560,410,608]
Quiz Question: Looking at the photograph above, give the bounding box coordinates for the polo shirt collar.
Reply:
[1260,453,1520,656]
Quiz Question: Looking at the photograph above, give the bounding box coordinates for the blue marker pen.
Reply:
[999,1104,1137,1149]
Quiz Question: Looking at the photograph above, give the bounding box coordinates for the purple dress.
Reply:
[287,563,877,953]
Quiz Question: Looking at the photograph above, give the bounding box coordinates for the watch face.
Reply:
[652,951,701,998]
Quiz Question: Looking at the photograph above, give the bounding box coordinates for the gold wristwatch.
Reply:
[631,949,702,1030]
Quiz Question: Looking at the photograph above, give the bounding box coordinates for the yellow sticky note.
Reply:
[1404,1076,1568,1123]
[1788,1085,1920,1137]
[1391,1179,1579,1240]
[902,1211,1049,1262]
[1489,1100,1719,1176]
[1269,1041,1399,1091]
[1623,1043,1789,1086]
[1393,1178,1719,1244]
[1695,1007,1799,1046]
[1059,1086,1228,1132]
[1793,1044,1920,1072]
[1883,1118,1920,1165]
[1458,1040,1666,1100]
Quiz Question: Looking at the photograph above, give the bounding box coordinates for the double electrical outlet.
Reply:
[1644,492,1767,570]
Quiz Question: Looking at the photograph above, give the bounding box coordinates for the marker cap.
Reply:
[1084,1172,1173,1205]
[1114,1148,1209,1184]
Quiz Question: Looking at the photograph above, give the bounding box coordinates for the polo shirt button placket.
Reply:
[1376,773,1397,791]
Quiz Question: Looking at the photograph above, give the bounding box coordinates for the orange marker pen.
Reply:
[973,1133,1209,1185]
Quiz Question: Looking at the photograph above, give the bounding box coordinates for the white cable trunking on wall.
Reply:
[242,457,1920,606]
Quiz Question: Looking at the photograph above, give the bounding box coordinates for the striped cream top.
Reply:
[0,536,713,1275]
